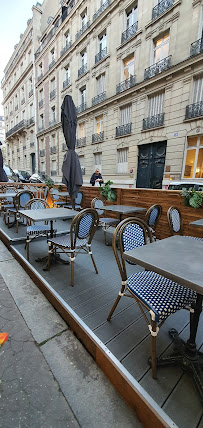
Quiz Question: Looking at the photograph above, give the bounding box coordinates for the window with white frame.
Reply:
[192,77,203,104]
[51,106,56,122]
[120,105,132,125]
[40,161,45,173]
[148,92,164,117]
[30,104,34,118]
[18,157,20,169]
[40,114,44,128]
[123,55,134,80]
[50,48,55,62]
[65,30,70,46]
[22,110,25,120]
[97,73,105,95]
[16,116,18,125]
[96,115,103,134]
[153,33,170,64]
[39,88,43,100]
[80,50,87,67]
[51,78,56,91]
[40,138,44,150]
[184,136,203,179]
[64,65,70,83]
[79,155,85,175]
[51,160,56,173]
[79,122,85,138]
[81,10,87,27]
[29,77,33,91]
[98,33,106,52]
[80,87,86,105]
[117,148,128,173]
[94,152,102,172]
[126,4,138,29]
[24,155,27,169]
[51,134,56,147]
[198,5,203,39]
[38,62,43,75]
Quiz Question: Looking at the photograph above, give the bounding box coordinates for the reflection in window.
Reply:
[154,34,169,63]
[184,136,203,178]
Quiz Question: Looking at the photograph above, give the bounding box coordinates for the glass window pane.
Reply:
[200,136,203,146]
[195,148,203,178]
[184,149,196,178]
[187,137,197,147]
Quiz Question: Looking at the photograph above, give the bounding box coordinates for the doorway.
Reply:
[136,141,166,188]
[30,153,36,174]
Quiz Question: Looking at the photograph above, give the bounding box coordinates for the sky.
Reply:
[0,0,36,114]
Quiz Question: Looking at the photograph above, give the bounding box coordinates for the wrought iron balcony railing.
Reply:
[39,99,43,108]
[95,47,107,64]
[6,119,27,138]
[49,59,55,70]
[116,75,136,94]
[62,143,67,151]
[75,21,90,40]
[92,92,106,106]
[51,170,57,176]
[121,21,138,44]
[50,89,56,100]
[144,56,171,80]
[92,131,104,144]
[40,149,45,157]
[29,89,33,97]
[38,73,43,82]
[60,41,72,57]
[21,98,25,105]
[50,146,57,154]
[63,77,70,89]
[76,103,86,114]
[185,102,203,120]
[190,38,203,57]
[15,105,18,111]
[38,125,44,133]
[152,0,174,21]
[142,113,164,130]
[116,123,132,137]
[78,63,87,78]
[28,117,34,126]
[76,137,86,148]
[49,119,56,127]
[93,0,111,21]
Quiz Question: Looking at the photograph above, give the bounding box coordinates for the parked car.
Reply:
[3,165,19,182]
[29,172,54,186]
[167,181,203,191]
[13,169,31,183]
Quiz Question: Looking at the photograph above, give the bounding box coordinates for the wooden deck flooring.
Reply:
[1,217,203,428]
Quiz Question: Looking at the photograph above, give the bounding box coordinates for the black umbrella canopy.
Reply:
[61,95,83,200]
[0,147,8,182]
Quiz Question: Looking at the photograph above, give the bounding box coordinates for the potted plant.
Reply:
[98,180,117,202]
[182,188,203,209]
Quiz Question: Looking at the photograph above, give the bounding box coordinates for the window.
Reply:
[153,33,170,63]
[96,115,103,133]
[148,92,164,116]
[40,114,44,128]
[94,152,102,172]
[97,74,105,95]
[79,155,85,175]
[123,55,134,80]
[40,138,44,150]
[51,78,56,91]
[65,31,70,46]
[120,105,132,125]
[29,77,33,91]
[79,122,85,138]
[40,161,45,173]
[50,48,55,62]
[184,136,203,179]
[65,65,70,81]
[39,62,43,75]
[81,50,87,67]
[51,159,56,172]
[39,88,43,100]
[24,155,27,169]
[51,134,56,147]
[126,4,138,29]
[99,33,106,51]
[51,106,56,122]
[117,148,128,173]
[22,110,25,120]
[30,104,34,118]
[192,77,203,104]
[80,87,86,105]
[81,10,87,27]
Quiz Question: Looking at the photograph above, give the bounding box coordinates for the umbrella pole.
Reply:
[72,198,75,210]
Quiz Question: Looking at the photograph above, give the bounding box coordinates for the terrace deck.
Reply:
[0,216,202,428]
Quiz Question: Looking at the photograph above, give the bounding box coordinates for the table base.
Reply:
[151,328,203,402]
[35,253,70,270]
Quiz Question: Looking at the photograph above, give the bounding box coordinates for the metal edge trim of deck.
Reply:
[0,228,177,428]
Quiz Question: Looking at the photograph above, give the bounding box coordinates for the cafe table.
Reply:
[190,218,203,229]
[123,235,203,400]
[54,191,70,204]
[103,205,146,221]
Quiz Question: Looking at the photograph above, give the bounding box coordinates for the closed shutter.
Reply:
[148,92,164,116]
[120,105,132,125]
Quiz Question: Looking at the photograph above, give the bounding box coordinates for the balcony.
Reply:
[190,38,203,57]
[60,41,72,57]
[63,77,70,89]
[51,170,57,176]
[39,99,43,108]
[28,117,34,126]
[116,123,132,137]
[76,137,86,148]
[40,149,45,157]
[38,73,43,82]
[29,89,33,97]
[75,21,90,41]
[50,146,57,154]
[49,59,55,70]
[144,56,171,80]
[15,105,18,111]
[50,89,56,100]
[116,75,136,94]
[121,21,138,44]
[6,119,27,138]
[185,102,203,120]
[142,113,164,130]
[62,143,67,151]
[21,98,25,105]
[78,63,87,78]
[49,119,56,127]
[152,0,174,21]
[76,103,86,114]
[93,0,111,22]
[92,92,106,106]
[95,47,107,64]
[92,132,104,144]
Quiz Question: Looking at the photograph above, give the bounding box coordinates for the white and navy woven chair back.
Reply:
[122,223,145,252]
[94,198,104,216]
[51,188,60,201]
[29,200,48,210]
[170,208,181,233]
[5,188,16,203]
[148,207,158,227]
[75,192,83,205]
[72,208,99,246]
[78,214,93,239]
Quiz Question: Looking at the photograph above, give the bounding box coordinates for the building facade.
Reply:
[0,116,5,145]
[2,0,203,188]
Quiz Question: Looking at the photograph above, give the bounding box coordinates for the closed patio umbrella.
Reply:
[61,95,83,208]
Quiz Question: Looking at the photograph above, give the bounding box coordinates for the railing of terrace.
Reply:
[93,0,111,21]
[116,75,136,94]
[92,92,106,106]
[142,113,164,130]
[116,123,131,137]
[92,132,104,143]
[121,21,138,44]
[144,56,171,80]
[190,38,203,56]
[185,101,203,119]
[75,21,90,41]
[76,137,86,148]
[95,47,107,64]
[152,0,174,21]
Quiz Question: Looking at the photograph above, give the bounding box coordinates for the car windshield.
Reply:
[19,170,30,178]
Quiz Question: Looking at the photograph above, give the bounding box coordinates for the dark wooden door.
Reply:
[136,141,166,188]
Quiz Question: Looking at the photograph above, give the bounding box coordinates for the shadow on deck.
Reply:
[0,217,202,428]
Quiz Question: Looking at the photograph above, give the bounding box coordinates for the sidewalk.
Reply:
[0,242,142,428]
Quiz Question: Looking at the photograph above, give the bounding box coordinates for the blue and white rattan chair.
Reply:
[47,208,99,286]
[91,197,119,245]
[49,188,67,207]
[24,198,57,261]
[64,191,83,210]
[107,217,196,378]
[145,204,162,241]
[6,190,34,232]
[167,206,203,241]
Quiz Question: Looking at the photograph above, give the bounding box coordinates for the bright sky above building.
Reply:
[0,0,36,114]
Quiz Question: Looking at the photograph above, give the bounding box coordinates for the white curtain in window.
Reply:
[99,34,106,51]
[81,51,87,66]
[97,74,105,95]
[79,123,85,138]
[154,34,169,63]
[96,115,103,133]
[123,56,134,80]
[193,77,203,104]
[148,92,164,116]
[80,88,86,104]
[126,6,137,28]
[94,152,102,172]
[117,148,128,173]
[120,105,132,125]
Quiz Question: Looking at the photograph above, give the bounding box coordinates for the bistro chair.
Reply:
[91,197,119,245]
[64,191,83,210]
[1,188,17,218]
[167,206,203,241]
[47,208,99,286]
[145,204,162,241]
[49,188,67,207]
[24,198,57,261]
[6,190,34,232]
[107,217,196,378]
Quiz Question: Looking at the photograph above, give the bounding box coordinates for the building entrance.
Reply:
[136,141,166,188]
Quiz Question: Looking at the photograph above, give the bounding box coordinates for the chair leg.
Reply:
[151,319,157,379]
[47,242,52,271]
[26,238,30,261]
[107,294,122,321]
[88,245,98,274]
[70,251,74,287]
[104,225,107,245]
